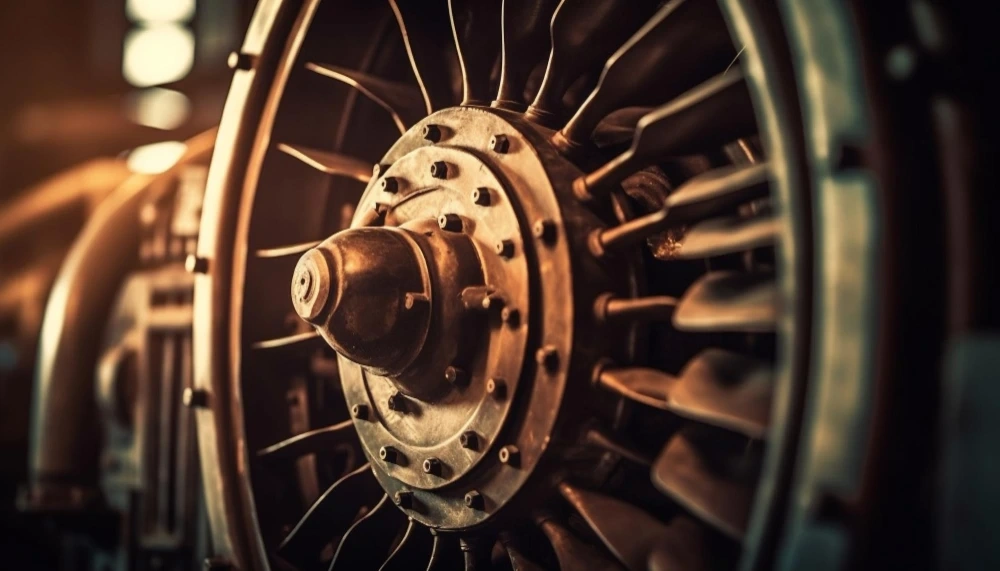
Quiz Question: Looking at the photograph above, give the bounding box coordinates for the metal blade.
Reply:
[250,330,323,351]
[380,518,434,571]
[597,349,772,438]
[277,463,381,564]
[673,271,777,332]
[256,420,359,462]
[305,63,426,133]
[558,482,706,571]
[651,433,753,539]
[575,70,755,199]
[331,494,407,569]
[426,533,463,571]
[449,0,502,106]
[537,516,625,571]
[390,0,462,112]
[494,0,559,110]
[675,212,778,259]
[526,0,659,126]
[556,0,733,150]
[276,142,373,183]
[499,531,546,571]
[584,427,653,466]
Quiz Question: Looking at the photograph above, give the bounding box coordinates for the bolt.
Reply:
[495,240,515,259]
[373,163,390,177]
[227,52,254,71]
[394,490,413,509]
[352,404,369,420]
[481,293,505,312]
[380,176,399,193]
[489,134,510,154]
[499,445,520,467]
[536,346,559,373]
[533,219,557,243]
[438,213,463,232]
[182,387,209,408]
[380,445,401,464]
[464,490,485,510]
[501,307,520,327]
[422,124,443,143]
[404,292,429,310]
[422,457,442,476]
[471,187,491,205]
[460,431,479,449]
[444,366,469,386]
[387,391,407,412]
[486,378,507,399]
[430,161,450,179]
[185,255,209,274]
[373,202,390,217]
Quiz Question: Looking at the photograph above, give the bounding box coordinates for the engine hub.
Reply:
[291,106,633,528]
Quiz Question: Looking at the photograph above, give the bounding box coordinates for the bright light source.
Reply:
[127,141,187,174]
[126,0,195,24]
[123,87,191,130]
[123,25,195,87]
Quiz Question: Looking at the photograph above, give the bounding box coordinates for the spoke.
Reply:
[498,531,546,571]
[574,70,756,199]
[584,427,653,466]
[538,516,625,571]
[597,349,773,438]
[675,212,778,259]
[556,0,733,151]
[589,163,771,255]
[380,518,434,571]
[254,240,322,259]
[651,433,754,539]
[526,0,659,126]
[276,142,373,183]
[426,533,462,571]
[256,420,358,462]
[592,106,652,148]
[449,0,502,106]
[305,63,425,134]
[250,330,323,350]
[494,0,559,110]
[460,537,494,571]
[673,271,777,333]
[277,463,381,565]
[390,0,462,113]
[331,494,407,569]
[558,482,706,571]
[594,294,677,324]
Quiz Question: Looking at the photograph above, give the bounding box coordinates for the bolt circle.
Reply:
[489,134,510,153]
[495,240,515,258]
[459,431,479,449]
[185,254,209,274]
[430,161,449,179]
[387,392,406,412]
[498,445,520,466]
[533,219,557,243]
[380,176,399,193]
[444,366,469,386]
[438,213,463,232]
[394,490,413,509]
[422,124,443,143]
[182,387,208,408]
[422,457,442,475]
[536,346,560,373]
[481,293,505,312]
[352,403,369,420]
[380,446,401,464]
[373,163,390,177]
[501,307,520,327]
[486,378,507,399]
[471,187,491,205]
[464,490,485,510]
[404,292,429,310]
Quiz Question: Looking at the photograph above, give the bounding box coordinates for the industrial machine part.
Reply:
[192,1,998,570]
[21,131,216,571]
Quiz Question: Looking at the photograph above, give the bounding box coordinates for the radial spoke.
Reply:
[390,0,462,113]
[380,518,434,571]
[498,531,546,571]
[250,330,323,350]
[254,240,323,259]
[597,349,772,438]
[651,434,754,539]
[460,537,494,571]
[673,271,777,332]
[538,516,625,571]
[256,420,358,462]
[594,294,677,324]
[449,0,502,106]
[574,70,756,199]
[592,106,652,148]
[527,0,659,125]
[675,212,778,259]
[584,427,653,466]
[305,63,425,134]
[277,463,381,564]
[275,142,373,183]
[558,482,706,571]
[494,0,559,110]
[331,494,407,569]
[426,533,463,571]
[556,0,734,151]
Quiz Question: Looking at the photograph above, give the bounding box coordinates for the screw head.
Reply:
[481,293,505,312]
[459,431,479,449]
[380,446,401,464]
[536,346,559,373]
[422,457,442,476]
[373,163,390,177]
[486,378,507,399]
[185,255,209,274]
[500,307,520,327]
[422,124,443,143]
[387,391,407,412]
[380,176,399,193]
[444,366,469,386]
[394,490,413,509]
[430,161,449,179]
[533,219,557,243]
[182,387,208,408]
[438,213,463,232]
[495,240,515,259]
[471,187,491,205]
[352,403,369,420]
[498,445,520,466]
[227,51,254,71]
[404,292,429,310]
[489,134,510,154]
[464,490,485,510]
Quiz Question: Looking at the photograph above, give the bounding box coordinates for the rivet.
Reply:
[495,240,515,258]
[498,445,520,466]
[380,176,399,193]
[438,213,463,232]
[444,366,469,386]
[422,124,443,143]
[472,187,491,205]
[460,431,479,449]
[373,163,390,177]
[422,457,442,476]
[489,134,510,154]
[394,490,413,509]
[380,445,401,464]
[227,51,254,71]
[533,219,557,243]
[182,387,209,408]
[352,404,369,420]
[501,307,520,328]
[387,391,407,412]
[404,292,429,310]
[185,255,209,274]
[464,490,485,510]
[536,346,559,373]
[430,161,450,179]
[486,378,507,399]
[481,293,505,312]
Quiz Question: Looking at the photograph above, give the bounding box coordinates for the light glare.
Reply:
[122,25,195,87]
[127,141,187,174]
